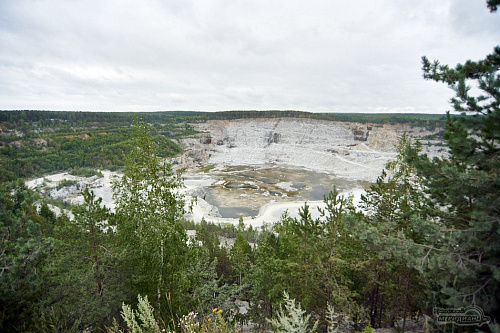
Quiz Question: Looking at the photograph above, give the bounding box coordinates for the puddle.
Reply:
[201,165,370,218]
[309,185,332,200]
[217,206,259,218]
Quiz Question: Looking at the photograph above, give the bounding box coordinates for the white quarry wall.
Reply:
[180,118,441,182]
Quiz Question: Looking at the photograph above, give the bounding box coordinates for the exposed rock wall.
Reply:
[178,118,442,182]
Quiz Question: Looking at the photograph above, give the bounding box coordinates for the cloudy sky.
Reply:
[0,0,498,113]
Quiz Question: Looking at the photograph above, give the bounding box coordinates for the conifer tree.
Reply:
[411,3,499,319]
[359,135,430,327]
[230,217,253,286]
[72,187,111,297]
[0,185,53,331]
[40,187,123,331]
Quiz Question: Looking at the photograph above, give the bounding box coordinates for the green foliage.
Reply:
[0,184,54,331]
[487,0,500,11]
[34,306,82,333]
[358,135,431,327]
[179,308,242,333]
[72,187,112,296]
[192,218,259,245]
[0,111,184,182]
[113,118,190,320]
[122,295,160,333]
[37,186,125,331]
[362,323,374,333]
[248,228,286,327]
[230,226,252,286]
[68,166,103,178]
[55,178,79,190]
[106,295,160,333]
[107,296,244,333]
[198,308,241,333]
[197,164,216,173]
[250,189,367,330]
[195,218,221,260]
[415,18,500,318]
[325,302,353,333]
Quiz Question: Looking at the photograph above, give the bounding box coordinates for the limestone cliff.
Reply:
[177,118,442,182]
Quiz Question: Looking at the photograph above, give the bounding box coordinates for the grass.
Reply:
[197,165,216,173]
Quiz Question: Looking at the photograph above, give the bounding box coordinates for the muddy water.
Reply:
[203,165,370,218]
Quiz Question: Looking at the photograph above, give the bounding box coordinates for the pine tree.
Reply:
[35,186,125,331]
[72,187,113,297]
[249,228,286,327]
[359,136,430,327]
[230,217,252,286]
[258,193,365,330]
[412,5,499,319]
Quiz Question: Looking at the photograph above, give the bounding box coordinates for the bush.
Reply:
[266,292,318,333]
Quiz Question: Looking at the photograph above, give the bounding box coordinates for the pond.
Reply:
[201,165,369,218]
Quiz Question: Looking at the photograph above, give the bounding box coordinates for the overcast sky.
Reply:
[0,0,498,113]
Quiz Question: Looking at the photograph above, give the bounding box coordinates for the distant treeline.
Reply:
[197,110,446,128]
[1,109,447,127]
[0,110,200,130]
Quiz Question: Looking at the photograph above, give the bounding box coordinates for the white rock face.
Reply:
[26,171,120,210]
[180,118,442,183]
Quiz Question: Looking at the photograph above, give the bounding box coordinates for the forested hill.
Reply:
[0,110,444,182]
[197,110,446,128]
[0,111,194,182]
[0,109,445,126]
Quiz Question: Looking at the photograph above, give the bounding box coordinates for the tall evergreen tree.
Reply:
[230,218,253,286]
[251,192,366,330]
[250,228,286,327]
[72,187,111,297]
[37,187,124,331]
[412,4,499,319]
[359,135,431,328]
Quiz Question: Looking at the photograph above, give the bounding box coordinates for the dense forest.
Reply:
[1,4,499,332]
[0,111,196,182]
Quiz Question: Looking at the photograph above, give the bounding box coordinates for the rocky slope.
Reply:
[177,118,443,182]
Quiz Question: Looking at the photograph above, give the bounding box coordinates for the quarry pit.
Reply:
[26,118,444,227]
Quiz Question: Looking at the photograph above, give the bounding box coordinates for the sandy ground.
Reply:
[27,169,366,228]
[186,188,365,228]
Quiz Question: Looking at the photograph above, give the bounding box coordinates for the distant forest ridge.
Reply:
[0,109,447,126]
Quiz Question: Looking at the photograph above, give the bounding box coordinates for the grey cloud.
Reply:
[450,0,500,36]
[0,0,497,112]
